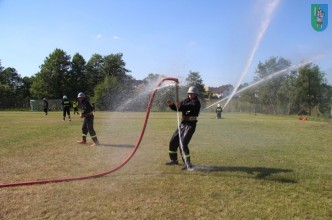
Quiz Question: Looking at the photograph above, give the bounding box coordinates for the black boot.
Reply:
[182,157,193,170]
[91,137,100,146]
[165,160,179,165]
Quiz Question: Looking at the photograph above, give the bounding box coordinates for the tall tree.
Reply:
[185,71,205,104]
[93,75,119,110]
[319,83,332,117]
[19,76,34,108]
[30,48,71,99]
[85,54,104,96]
[69,53,86,98]
[0,67,24,108]
[0,67,22,89]
[0,60,4,73]
[186,71,205,91]
[141,73,177,111]
[103,53,130,81]
[0,83,13,108]
[295,63,326,115]
[254,57,291,114]
[90,53,134,110]
[143,73,166,87]
[278,70,298,114]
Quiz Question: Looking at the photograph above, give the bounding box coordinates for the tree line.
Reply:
[0,49,331,116]
[0,48,205,111]
[229,57,331,117]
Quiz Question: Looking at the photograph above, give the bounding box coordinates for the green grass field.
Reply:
[0,111,331,219]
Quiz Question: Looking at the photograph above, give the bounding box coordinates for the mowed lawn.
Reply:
[0,111,331,219]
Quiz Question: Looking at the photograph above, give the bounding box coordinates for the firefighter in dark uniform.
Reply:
[165,86,201,169]
[76,92,100,146]
[61,95,71,121]
[216,104,223,119]
[43,98,48,115]
[73,100,79,115]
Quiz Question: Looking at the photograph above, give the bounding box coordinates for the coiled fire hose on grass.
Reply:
[0,77,179,188]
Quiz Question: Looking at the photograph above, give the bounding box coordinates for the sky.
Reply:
[0,0,331,87]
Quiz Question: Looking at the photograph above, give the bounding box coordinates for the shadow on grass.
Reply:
[193,165,296,183]
[100,144,135,148]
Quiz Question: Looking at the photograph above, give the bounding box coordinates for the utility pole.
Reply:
[308,71,311,116]
[330,97,332,119]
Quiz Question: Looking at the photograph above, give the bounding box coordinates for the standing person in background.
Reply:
[165,86,201,170]
[216,104,223,119]
[61,95,71,121]
[43,98,48,115]
[77,92,100,146]
[73,100,79,115]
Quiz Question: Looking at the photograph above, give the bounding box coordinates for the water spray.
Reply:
[0,77,180,188]
[204,56,323,111]
[174,82,192,171]
[222,0,280,110]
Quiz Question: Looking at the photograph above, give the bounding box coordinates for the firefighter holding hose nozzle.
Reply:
[165,86,201,170]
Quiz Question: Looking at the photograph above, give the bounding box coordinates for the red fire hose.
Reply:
[0,77,179,188]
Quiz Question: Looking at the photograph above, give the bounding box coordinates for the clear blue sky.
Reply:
[0,0,331,87]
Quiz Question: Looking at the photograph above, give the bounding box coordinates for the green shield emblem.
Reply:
[311,4,328,32]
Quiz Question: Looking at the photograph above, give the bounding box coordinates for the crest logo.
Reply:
[311,4,328,32]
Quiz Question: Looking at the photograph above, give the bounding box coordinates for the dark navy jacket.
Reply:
[169,97,201,120]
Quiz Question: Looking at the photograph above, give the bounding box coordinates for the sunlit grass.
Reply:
[0,111,331,219]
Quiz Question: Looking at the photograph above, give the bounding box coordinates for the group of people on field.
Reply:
[42,98,81,117]
[43,93,98,146]
[43,97,95,119]
[41,86,222,170]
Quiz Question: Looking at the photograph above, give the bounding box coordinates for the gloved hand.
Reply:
[166,99,173,106]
